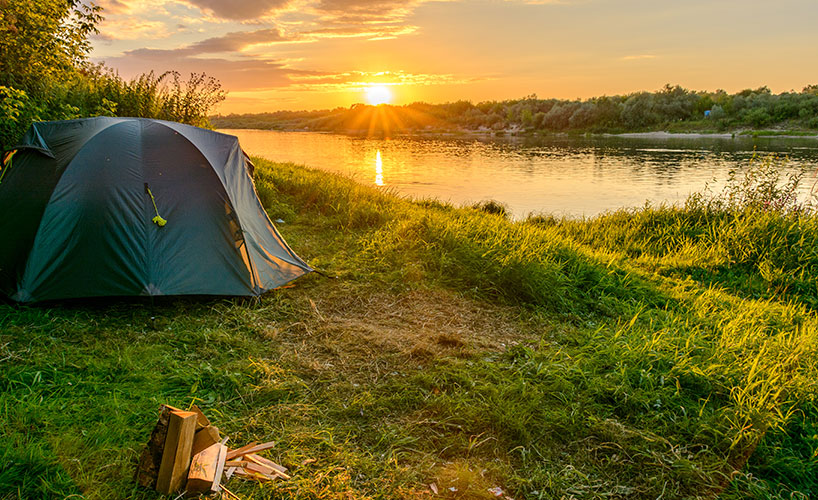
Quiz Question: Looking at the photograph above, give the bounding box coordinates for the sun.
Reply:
[364,85,392,105]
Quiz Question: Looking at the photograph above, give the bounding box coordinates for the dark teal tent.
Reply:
[0,117,311,303]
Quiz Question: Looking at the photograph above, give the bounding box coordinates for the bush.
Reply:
[690,154,810,215]
[745,108,774,128]
[471,200,509,218]
[0,1,226,150]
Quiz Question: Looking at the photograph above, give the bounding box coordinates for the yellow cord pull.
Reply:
[145,183,167,227]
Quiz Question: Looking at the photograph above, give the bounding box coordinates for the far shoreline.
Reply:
[217,127,818,141]
[607,130,818,140]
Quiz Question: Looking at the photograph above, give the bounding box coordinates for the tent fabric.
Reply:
[0,117,312,303]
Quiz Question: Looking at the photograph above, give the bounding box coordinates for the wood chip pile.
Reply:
[135,405,288,498]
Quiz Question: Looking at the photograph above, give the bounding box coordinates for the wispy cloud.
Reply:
[302,24,418,40]
[621,54,657,61]
[93,19,173,41]
[102,50,297,90]
[178,0,295,20]
[287,70,476,92]
[188,28,296,53]
[310,0,424,23]
[505,0,566,3]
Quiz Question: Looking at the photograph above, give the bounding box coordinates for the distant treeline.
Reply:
[212,84,818,135]
[1,0,225,150]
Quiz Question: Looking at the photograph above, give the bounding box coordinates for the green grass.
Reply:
[739,130,818,137]
[1,158,817,499]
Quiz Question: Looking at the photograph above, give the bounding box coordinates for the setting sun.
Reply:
[364,85,392,105]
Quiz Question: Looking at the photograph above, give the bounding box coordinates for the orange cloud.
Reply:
[287,70,475,92]
[179,0,294,19]
[188,28,295,52]
[621,54,658,61]
[311,0,422,22]
[102,50,297,90]
[302,24,417,39]
[93,19,173,41]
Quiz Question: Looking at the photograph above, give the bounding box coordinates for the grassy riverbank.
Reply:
[2,158,817,499]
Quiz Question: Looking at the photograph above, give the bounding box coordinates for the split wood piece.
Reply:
[245,462,286,480]
[224,460,250,468]
[232,467,273,482]
[224,466,237,480]
[225,442,257,461]
[219,434,235,480]
[246,454,288,474]
[245,455,290,479]
[156,410,197,495]
[192,425,221,456]
[190,405,210,430]
[135,404,180,489]
[211,444,228,494]
[186,443,227,494]
[225,441,275,460]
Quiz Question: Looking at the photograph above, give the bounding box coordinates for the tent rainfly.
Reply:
[0,117,312,303]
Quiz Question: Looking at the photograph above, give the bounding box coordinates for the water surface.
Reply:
[223,129,818,218]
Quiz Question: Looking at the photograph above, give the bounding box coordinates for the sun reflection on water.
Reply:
[375,150,384,186]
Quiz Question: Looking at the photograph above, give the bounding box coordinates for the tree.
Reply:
[0,0,102,92]
[0,0,102,147]
[0,0,226,149]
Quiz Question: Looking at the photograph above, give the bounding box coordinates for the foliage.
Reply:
[688,153,812,214]
[141,71,226,128]
[0,0,226,150]
[0,0,102,92]
[212,84,818,136]
[471,199,510,218]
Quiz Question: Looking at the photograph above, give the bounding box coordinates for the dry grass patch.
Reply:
[267,284,544,381]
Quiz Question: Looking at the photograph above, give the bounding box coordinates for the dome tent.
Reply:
[0,117,312,303]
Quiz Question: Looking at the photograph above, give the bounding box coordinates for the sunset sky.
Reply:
[90,0,818,114]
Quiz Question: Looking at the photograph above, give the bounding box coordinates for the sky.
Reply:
[90,0,818,114]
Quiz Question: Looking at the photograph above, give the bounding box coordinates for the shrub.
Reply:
[689,154,811,215]
[471,200,509,218]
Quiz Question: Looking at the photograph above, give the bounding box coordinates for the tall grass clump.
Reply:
[252,158,401,230]
[531,154,818,309]
[363,209,664,316]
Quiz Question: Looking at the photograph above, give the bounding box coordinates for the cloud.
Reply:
[302,24,417,39]
[107,27,296,56]
[93,0,137,14]
[174,0,431,26]
[94,0,438,46]
[506,0,567,4]
[94,0,179,15]
[178,0,294,20]
[621,54,657,61]
[188,28,294,52]
[93,19,173,40]
[101,43,470,96]
[102,49,296,90]
[287,70,475,91]
[312,0,419,21]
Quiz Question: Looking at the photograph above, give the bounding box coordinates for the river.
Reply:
[221,129,818,218]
